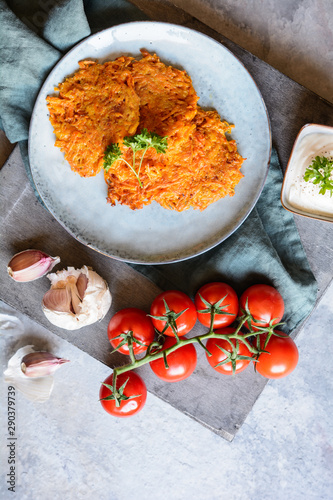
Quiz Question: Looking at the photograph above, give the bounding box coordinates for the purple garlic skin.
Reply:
[7,250,60,282]
[21,352,70,378]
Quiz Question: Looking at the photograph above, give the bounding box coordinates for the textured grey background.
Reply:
[1,0,333,498]
[1,13,333,440]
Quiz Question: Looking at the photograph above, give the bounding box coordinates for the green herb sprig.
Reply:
[304,155,333,196]
[103,129,168,188]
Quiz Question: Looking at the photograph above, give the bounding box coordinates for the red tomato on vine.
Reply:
[149,336,197,382]
[239,284,284,330]
[107,308,155,355]
[195,282,239,328]
[256,331,299,379]
[150,290,197,337]
[99,372,147,417]
[205,327,253,375]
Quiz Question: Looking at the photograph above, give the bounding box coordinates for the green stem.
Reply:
[127,336,136,365]
[138,147,148,179]
[110,308,274,395]
[112,324,260,380]
[170,320,180,343]
[112,372,118,403]
[121,158,143,188]
[197,337,212,356]
[209,307,216,334]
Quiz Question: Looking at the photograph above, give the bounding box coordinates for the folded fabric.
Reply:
[0,0,146,142]
[0,0,318,334]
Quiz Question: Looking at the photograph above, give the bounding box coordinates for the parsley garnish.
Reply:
[304,155,333,196]
[103,129,168,187]
[123,128,168,154]
[104,143,122,170]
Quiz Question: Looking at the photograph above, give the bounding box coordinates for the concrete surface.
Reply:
[1,1,333,499]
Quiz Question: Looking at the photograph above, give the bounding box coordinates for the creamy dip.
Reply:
[285,132,333,218]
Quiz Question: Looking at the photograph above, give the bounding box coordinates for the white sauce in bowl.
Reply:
[282,127,333,220]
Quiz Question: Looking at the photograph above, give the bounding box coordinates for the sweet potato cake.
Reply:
[46,57,140,177]
[130,50,199,137]
[47,51,244,210]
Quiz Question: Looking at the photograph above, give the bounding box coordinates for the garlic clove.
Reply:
[7,250,60,282]
[4,346,68,403]
[42,287,72,313]
[42,266,112,330]
[21,351,70,378]
[42,276,83,315]
[67,276,82,315]
[76,273,88,300]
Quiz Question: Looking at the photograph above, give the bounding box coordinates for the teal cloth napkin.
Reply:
[0,0,318,334]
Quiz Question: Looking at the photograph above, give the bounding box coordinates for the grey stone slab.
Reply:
[0,147,267,441]
[1,8,333,440]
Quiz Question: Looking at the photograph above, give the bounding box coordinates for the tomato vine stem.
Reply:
[109,302,284,405]
[114,317,257,377]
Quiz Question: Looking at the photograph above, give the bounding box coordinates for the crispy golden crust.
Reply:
[46,57,140,177]
[130,50,199,137]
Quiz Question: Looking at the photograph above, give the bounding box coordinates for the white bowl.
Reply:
[281,123,333,223]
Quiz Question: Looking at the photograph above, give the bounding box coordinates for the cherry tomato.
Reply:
[99,371,147,417]
[150,290,197,337]
[239,284,284,330]
[149,336,197,382]
[205,327,252,375]
[195,282,238,328]
[107,308,155,355]
[256,331,299,379]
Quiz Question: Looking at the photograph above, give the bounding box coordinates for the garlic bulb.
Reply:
[4,346,68,402]
[42,266,112,330]
[7,249,60,282]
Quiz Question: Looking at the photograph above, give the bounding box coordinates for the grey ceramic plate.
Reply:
[29,21,271,264]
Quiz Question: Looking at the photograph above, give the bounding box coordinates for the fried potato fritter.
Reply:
[47,51,244,210]
[46,57,140,177]
[131,50,199,137]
